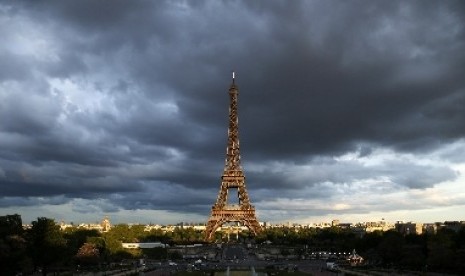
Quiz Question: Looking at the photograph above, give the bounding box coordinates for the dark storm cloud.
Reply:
[236,0,465,158]
[1,0,465,221]
[111,182,216,214]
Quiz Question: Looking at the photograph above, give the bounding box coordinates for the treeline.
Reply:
[1,214,465,275]
[255,225,465,274]
[0,214,205,275]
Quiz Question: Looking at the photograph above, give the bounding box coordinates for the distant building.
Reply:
[347,249,364,266]
[338,223,353,229]
[144,224,162,232]
[78,223,104,232]
[423,223,438,234]
[122,242,168,249]
[443,221,465,232]
[395,221,423,235]
[39,218,463,236]
[101,216,111,232]
[364,220,395,232]
[72,216,112,233]
[59,221,73,231]
[310,222,332,229]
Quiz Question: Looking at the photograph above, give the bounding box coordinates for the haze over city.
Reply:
[1,1,465,225]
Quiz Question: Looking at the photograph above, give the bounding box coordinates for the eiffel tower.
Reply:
[205,72,261,241]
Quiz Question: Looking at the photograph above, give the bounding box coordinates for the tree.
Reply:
[27,217,67,276]
[0,214,23,237]
[76,242,100,266]
[0,214,30,275]
[427,228,455,272]
[63,228,102,262]
[144,228,171,244]
[171,227,203,244]
[377,230,404,265]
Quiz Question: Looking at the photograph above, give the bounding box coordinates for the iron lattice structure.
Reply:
[205,73,261,241]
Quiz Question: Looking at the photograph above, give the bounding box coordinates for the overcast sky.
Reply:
[1,0,465,225]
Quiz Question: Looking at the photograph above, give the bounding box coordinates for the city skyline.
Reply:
[20,214,465,227]
[1,1,465,225]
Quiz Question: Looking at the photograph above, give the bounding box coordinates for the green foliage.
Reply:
[0,214,28,274]
[75,242,100,265]
[63,228,101,257]
[171,227,204,243]
[253,225,465,273]
[143,228,167,242]
[3,214,465,274]
[0,214,23,237]
[27,217,68,275]
[141,247,167,259]
[0,214,30,275]
[427,228,456,271]
[377,230,404,264]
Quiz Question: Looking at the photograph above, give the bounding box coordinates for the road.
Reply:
[143,244,340,275]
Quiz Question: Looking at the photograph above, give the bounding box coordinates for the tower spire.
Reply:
[224,71,242,176]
